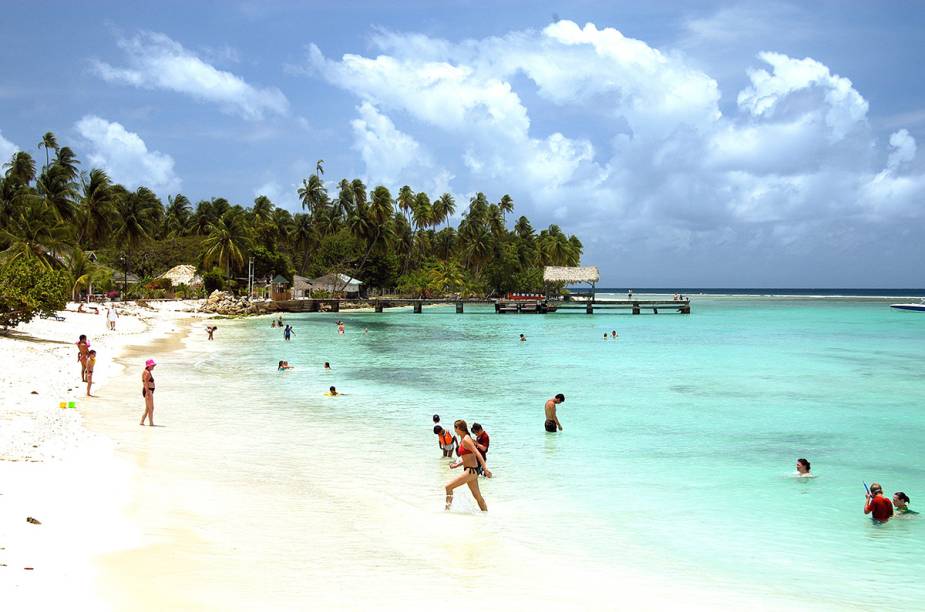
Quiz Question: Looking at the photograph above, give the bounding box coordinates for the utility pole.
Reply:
[247,257,254,297]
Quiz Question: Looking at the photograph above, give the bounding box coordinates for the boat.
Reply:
[890,299,925,312]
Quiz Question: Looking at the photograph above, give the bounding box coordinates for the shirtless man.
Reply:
[545,393,565,432]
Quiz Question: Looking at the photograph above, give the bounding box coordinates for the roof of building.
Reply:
[310,273,363,288]
[272,274,291,285]
[293,275,313,290]
[157,264,202,286]
[543,265,600,284]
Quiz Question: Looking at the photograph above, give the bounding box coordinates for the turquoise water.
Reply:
[106,297,925,609]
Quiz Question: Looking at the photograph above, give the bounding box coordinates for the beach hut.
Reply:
[543,266,600,300]
[157,264,203,288]
[271,275,292,301]
[292,275,313,298]
[310,273,363,297]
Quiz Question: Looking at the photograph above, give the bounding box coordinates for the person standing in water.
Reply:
[76,334,90,382]
[85,350,97,396]
[206,325,217,340]
[893,492,917,515]
[337,321,345,335]
[140,359,157,426]
[611,330,618,339]
[545,393,565,432]
[865,482,894,523]
[796,458,812,477]
[445,419,492,511]
[284,324,294,341]
[520,333,526,342]
[472,423,490,461]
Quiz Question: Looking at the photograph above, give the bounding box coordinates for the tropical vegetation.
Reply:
[0,131,584,301]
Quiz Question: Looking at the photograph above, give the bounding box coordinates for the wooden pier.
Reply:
[272,297,690,315]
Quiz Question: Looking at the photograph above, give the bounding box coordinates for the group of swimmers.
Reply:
[603,330,618,340]
[794,458,916,522]
[432,414,492,511]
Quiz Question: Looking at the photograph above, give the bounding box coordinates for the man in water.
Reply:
[865,482,894,523]
[796,458,812,477]
[520,334,526,342]
[284,324,294,341]
[893,492,917,515]
[545,394,565,432]
[472,423,490,461]
[611,330,618,339]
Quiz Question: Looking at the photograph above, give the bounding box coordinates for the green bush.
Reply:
[202,268,225,294]
[0,260,70,328]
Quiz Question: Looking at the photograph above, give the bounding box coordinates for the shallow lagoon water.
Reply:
[94,296,925,609]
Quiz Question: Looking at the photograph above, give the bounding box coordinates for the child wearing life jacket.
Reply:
[434,425,457,458]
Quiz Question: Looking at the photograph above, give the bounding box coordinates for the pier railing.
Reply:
[272,297,691,314]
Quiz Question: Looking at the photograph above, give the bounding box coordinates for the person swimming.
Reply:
[324,361,331,370]
[445,419,492,511]
[520,333,526,342]
[278,360,293,371]
[603,333,608,340]
[795,458,812,477]
[893,492,917,515]
[611,330,618,339]
[337,322,345,334]
[326,386,339,396]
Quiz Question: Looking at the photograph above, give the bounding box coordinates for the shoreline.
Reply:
[0,300,208,610]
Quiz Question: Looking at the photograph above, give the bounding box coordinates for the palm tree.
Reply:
[77,168,115,247]
[290,213,317,274]
[498,194,514,224]
[114,187,161,262]
[432,192,456,230]
[298,174,327,214]
[487,204,505,238]
[397,185,415,226]
[4,151,37,186]
[163,193,192,239]
[37,132,58,170]
[315,159,325,177]
[66,249,97,301]
[0,195,69,269]
[429,259,464,294]
[201,211,251,277]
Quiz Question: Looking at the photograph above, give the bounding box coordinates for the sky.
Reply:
[1,0,924,287]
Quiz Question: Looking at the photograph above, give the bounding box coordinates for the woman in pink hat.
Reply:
[140,359,157,426]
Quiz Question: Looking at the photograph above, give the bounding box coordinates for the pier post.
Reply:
[330,300,340,313]
[586,301,593,314]
[375,301,384,313]
[413,302,423,314]
[680,303,691,314]
[456,302,464,314]
[632,302,640,315]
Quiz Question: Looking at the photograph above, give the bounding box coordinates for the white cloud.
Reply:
[301,21,925,280]
[93,31,288,120]
[75,115,180,192]
[0,129,18,161]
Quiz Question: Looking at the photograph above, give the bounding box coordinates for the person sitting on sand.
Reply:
[472,423,490,461]
[324,361,331,370]
[796,458,812,477]
[893,492,917,515]
[434,425,457,458]
[278,360,293,371]
[545,394,565,432]
[76,334,90,382]
[140,359,157,426]
[445,419,492,511]
[865,482,894,523]
[86,350,97,397]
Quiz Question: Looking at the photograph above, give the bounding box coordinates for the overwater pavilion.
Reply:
[543,265,600,300]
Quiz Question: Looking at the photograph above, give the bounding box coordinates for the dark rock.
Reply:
[30,391,38,395]
[26,517,41,525]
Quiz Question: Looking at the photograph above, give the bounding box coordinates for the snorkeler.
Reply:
[545,394,565,432]
[796,458,812,477]
[445,419,492,511]
[893,492,917,515]
[865,482,894,523]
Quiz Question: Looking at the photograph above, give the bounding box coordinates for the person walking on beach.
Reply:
[545,394,565,432]
[140,359,157,426]
[893,492,917,515]
[445,419,492,511]
[107,305,119,331]
[76,334,90,381]
[85,350,96,396]
[865,482,894,523]
[472,423,490,461]
[284,324,294,341]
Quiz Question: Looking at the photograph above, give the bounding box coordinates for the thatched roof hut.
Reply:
[293,275,313,298]
[543,266,600,284]
[157,264,202,287]
[310,273,363,295]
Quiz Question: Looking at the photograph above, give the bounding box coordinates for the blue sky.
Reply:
[2,1,924,287]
